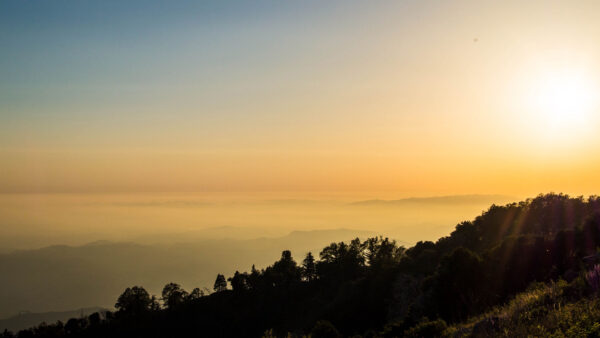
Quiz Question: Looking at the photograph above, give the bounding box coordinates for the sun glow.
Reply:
[515,64,600,145]
[531,70,597,129]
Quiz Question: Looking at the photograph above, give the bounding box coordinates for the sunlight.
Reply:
[509,60,600,149]
[530,69,597,130]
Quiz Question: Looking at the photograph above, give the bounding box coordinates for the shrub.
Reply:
[586,264,600,293]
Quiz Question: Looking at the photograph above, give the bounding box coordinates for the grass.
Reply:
[446,277,600,337]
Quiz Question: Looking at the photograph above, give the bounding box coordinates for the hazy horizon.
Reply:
[2,1,600,334]
[0,192,519,321]
[0,192,518,251]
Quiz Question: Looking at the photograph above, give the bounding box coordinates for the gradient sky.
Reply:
[2,0,600,196]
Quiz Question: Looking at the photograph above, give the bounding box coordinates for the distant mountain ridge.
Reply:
[0,307,107,332]
[10,193,600,337]
[350,194,516,206]
[0,228,373,320]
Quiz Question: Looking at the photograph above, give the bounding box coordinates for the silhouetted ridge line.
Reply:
[350,194,515,206]
[8,193,600,337]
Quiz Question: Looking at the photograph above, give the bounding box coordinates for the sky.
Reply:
[2,0,600,196]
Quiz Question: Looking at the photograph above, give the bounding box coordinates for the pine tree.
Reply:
[302,252,317,282]
[213,273,228,292]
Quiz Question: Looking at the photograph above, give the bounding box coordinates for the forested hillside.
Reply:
[6,193,600,337]
[0,228,372,319]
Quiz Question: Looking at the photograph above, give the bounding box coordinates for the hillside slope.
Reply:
[6,193,600,337]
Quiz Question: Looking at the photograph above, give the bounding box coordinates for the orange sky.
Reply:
[2,1,600,197]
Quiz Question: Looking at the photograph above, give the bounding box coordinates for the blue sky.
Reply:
[2,1,600,195]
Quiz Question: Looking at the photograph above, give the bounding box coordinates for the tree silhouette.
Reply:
[247,264,262,290]
[115,286,154,315]
[228,271,250,292]
[0,329,14,338]
[150,295,161,311]
[187,287,205,300]
[365,236,404,268]
[161,282,189,309]
[268,250,301,287]
[14,193,600,338]
[88,312,101,327]
[301,252,317,281]
[64,318,87,335]
[427,247,487,321]
[213,274,227,292]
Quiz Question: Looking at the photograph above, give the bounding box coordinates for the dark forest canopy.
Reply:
[7,193,600,337]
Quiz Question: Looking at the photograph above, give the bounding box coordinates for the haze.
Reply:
[2,0,600,331]
[0,192,516,251]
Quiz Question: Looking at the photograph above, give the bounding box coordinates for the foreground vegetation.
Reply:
[445,275,600,337]
[5,193,600,337]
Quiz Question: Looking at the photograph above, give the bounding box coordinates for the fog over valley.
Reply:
[0,192,514,324]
